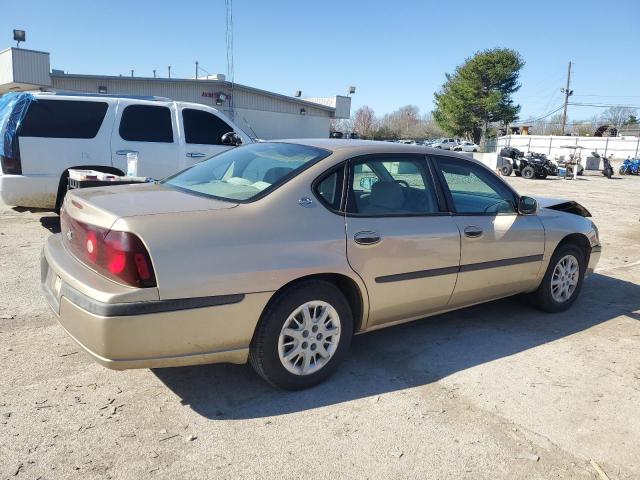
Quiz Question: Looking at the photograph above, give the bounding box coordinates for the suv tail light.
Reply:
[61,210,156,288]
[0,153,22,174]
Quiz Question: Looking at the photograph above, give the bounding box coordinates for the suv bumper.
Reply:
[0,174,58,208]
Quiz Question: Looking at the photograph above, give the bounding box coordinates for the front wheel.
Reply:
[526,243,586,312]
[249,281,353,389]
[500,163,513,176]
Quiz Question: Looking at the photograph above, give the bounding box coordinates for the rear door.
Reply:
[18,98,113,176]
[344,154,461,329]
[178,106,236,167]
[432,155,545,307]
[111,102,180,179]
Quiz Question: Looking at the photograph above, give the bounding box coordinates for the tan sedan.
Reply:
[42,140,601,389]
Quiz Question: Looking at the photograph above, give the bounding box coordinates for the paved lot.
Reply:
[1,171,639,479]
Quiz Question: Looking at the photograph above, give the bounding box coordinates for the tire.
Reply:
[577,167,584,176]
[500,163,513,176]
[472,149,478,152]
[249,280,353,390]
[618,166,626,175]
[526,243,586,313]
[521,166,535,179]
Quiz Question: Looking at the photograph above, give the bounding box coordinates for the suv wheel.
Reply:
[526,243,586,312]
[250,281,353,389]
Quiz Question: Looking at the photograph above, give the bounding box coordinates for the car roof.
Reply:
[275,138,468,156]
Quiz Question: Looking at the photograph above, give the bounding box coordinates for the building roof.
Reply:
[49,72,337,113]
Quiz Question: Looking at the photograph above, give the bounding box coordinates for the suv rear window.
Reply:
[19,100,108,139]
[119,105,173,143]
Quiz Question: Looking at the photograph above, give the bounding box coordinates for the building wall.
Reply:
[233,108,329,139]
[0,48,51,92]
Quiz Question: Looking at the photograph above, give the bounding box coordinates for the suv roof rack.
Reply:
[39,91,173,102]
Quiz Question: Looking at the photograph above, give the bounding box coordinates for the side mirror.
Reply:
[221,131,243,146]
[518,196,538,215]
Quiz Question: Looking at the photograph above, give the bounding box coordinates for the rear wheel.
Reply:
[526,243,586,312]
[500,163,513,176]
[250,281,353,390]
[521,166,535,179]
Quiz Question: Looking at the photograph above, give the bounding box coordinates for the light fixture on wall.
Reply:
[98,86,107,94]
[216,92,228,105]
[13,29,25,48]
[299,108,306,115]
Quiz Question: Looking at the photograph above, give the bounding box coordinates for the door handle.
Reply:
[463,226,483,238]
[354,231,381,245]
[186,152,207,158]
[116,149,138,156]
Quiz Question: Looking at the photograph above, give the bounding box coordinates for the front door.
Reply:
[179,106,236,167]
[111,102,180,180]
[344,154,461,329]
[433,155,545,307]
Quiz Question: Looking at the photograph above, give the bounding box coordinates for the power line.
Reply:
[513,104,565,124]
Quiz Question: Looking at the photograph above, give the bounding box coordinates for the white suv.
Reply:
[0,92,252,210]
[431,138,458,150]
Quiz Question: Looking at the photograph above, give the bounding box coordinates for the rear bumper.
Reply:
[42,234,273,369]
[0,174,58,208]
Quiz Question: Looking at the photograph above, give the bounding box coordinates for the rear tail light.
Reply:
[0,154,22,174]
[61,210,156,288]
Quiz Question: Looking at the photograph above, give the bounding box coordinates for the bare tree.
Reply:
[601,106,638,131]
[353,106,377,139]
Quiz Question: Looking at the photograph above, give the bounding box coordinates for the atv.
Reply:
[499,147,557,179]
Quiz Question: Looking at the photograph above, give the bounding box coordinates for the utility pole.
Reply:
[195,61,199,79]
[168,66,171,79]
[560,61,573,136]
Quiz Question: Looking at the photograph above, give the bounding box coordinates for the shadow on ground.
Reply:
[39,216,61,233]
[154,273,639,420]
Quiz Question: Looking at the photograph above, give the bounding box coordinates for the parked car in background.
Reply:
[0,92,251,211]
[453,141,480,152]
[431,138,458,150]
[42,140,601,390]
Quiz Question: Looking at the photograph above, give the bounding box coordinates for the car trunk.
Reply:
[62,182,238,230]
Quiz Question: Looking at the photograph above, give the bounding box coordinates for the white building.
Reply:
[0,47,351,139]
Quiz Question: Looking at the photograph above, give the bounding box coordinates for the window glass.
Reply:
[347,156,438,215]
[316,166,344,211]
[20,100,108,139]
[163,142,328,202]
[119,105,173,142]
[182,108,232,145]
[437,157,515,214]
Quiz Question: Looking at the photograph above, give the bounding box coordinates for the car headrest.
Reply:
[264,167,294,184]
[369,181,404,210]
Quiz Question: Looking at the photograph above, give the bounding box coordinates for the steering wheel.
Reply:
[394,179,410,188]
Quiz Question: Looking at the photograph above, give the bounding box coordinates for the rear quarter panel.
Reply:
[110,159,368,309]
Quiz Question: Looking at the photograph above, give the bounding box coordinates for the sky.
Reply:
[2,0,640,122]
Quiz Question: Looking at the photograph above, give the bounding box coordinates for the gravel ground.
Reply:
[1,171,639,479]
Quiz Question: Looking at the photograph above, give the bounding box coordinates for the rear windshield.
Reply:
[163,142,329,202]
[20,100,108,139]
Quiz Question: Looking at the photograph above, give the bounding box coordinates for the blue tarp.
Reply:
[0,92,35,158]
